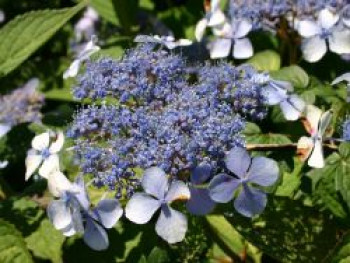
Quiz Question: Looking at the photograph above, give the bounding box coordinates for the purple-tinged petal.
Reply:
[264,85,288,105]
[73,175,90,210]
[248,157,279,187]
[142,167,169,199]
[94,199,123,229]
[191,163,212,185]
[280,96,305,121]
[234,185,267,218]
[165,181,190,203]
[208,173,240,203]
[125,193,161,224]
[186,187,216,215]
[155,205,187,244]
[225,147,251,177]
[83,217,109,251]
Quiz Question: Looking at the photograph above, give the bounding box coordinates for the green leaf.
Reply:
[0,219,33,263]
[0,2,86,77]
[247,50,281,71]
[91,0,120,25]
[244,122,292,145]
[275,158,303,197]
[206,215,261,262]
[226,197,340,262]
[332,233,350,262]
[25,219,65,263]
[270,65,309,89]
[146,247,169,263]
[111,0,139,34]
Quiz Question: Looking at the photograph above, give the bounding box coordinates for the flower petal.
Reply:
[332,73,350,85]
[83,218,109,251]
[0,160,8,169]
[208,173,240,203]
[297,20,321,37]
[264,85,288,105]
[186,187,216,215]
[61,223,77,237]
[142,167,169,199]
[25,154,42,181]
[209,38,232,59]
[318,110,333,136]
[304,105,322,136]
[208,10,226,27]
[280,95,305,121]
[38,154,60,178]
[297,136,314,162]
[47,171,73,197]
[225,147,251,177]
[47,200,72,230]
[234,185,267,217]
[73,175,90,210]
[125,193,161,224]
[329,29,350,55]
[301,36,327,63]
[191,162,212,185]
[195,19,208,41]
[248,157,279,186]
[94,199,123,229]
[233,38,253,59]
[318,8,339,29]
[308,139,325,168]
[233,19,252,39]
[32,132,50,151]
[271,80,294,92]
[155,205,187,244]
[165,181,190,202]
[63,59,81,79]
[49,132,64,154]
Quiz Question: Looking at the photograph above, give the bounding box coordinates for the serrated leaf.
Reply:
[0,2,86,77]
[275,158,303,197]
[247,50,281,71]
[147,247,169,263]
[226,197,340,262]
[270,65,309,89]
[0,219,33,263]
[25,219,65,263]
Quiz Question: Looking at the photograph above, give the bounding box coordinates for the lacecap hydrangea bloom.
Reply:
[68,43,268,198]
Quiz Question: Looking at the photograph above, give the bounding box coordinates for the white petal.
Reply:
[301,36,327,63]
[47,171,73,197]
[318,8,339,29]
[233,38,253,59]
[155,206,187,244]
[210,0,221,12]
[47,200,72,230]
[208,10,226,27]
[61,223,76,237]
[332,73,350,85]
[297,20,321,37]
[165,181,190,202]
[329,30,350,54]
[177,39,192,46]
[49,132,64,154]
[38,154,60,179]
[304,105,322,136]
[212,22,232,37]
[0,124,11,138]
[94,199,123,228]
[297,136,314,162]
[209,38,232,59]
[308,139,325,168]
[125,193,161,224]
[25,154,43,180]
[0,160,8,169]
[195,19,208,41]
[233,19,252,39]
[142,167,169,199]
[280,99,303,121]
[63,59,81,79]
[32,132,50,151]
[318,110,333,136]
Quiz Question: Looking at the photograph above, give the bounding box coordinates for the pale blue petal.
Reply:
[186,187,216,215]
[191,163,212,185]
[280,96,304,121]
[165,181,190,203]
[208,173,240,203]
[248,157,279,186]
[125,193,161,224]
[142,167,169,199]
[47,200,72,230]
[93,199,123,228]
[155,205,187,244]
[83,218,109,251]
[74,175,90,210]
[225,147,251,177]
[264,85,288,105]
[233,38,253,59]
[234,185,267,218]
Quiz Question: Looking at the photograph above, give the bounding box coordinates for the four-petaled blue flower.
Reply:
[125,167,190,244]
[208,147,279,217]
[47,176,123,251]
[186,163,216,215]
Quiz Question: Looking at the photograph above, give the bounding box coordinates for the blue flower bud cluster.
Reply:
[342,116,350,142]
[68,44,267,197]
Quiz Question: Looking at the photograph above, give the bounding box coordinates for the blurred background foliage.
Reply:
[0,0,350,262]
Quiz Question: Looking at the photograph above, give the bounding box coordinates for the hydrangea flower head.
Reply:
[209,147,279,217]
[125,167,190,244]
